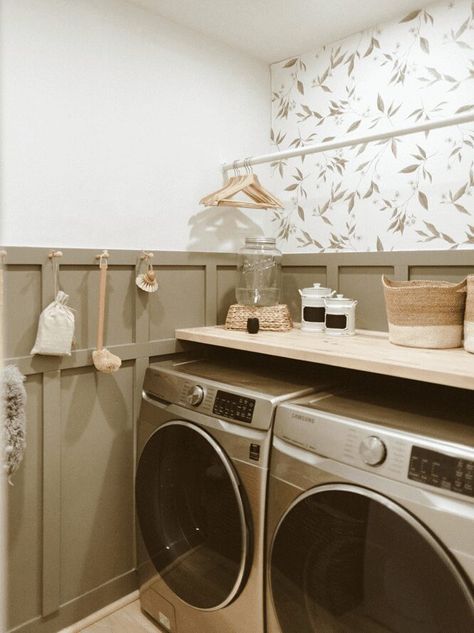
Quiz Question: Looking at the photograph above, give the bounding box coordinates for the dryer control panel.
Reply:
[409,446,474,498]
[275,397,474,502]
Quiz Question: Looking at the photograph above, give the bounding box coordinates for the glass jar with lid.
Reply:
[236,237,282,307]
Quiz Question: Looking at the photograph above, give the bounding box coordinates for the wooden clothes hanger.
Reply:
[199,160,283,209]
[200,173,253,205]
[199,172,245,205]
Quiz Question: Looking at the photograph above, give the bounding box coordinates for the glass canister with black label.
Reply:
[236,237,282,307]
[299,283,334,331]
[324,294,358,335]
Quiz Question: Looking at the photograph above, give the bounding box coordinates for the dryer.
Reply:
[266,379,474,633]
[136,356,331,633]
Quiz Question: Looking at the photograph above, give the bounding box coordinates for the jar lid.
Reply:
[245,236,276,246]
[324,293,356,306]
[300,282,333,297]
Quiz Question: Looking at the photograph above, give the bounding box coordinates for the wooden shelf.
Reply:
[175,326,474,391]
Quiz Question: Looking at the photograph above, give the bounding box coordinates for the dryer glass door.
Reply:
[270,485,474,633]
[136,421,250,611]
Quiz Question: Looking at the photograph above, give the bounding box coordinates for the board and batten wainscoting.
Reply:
[3,246,473,633]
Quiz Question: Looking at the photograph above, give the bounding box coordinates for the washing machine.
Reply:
[266,378,474,633]
[135,355,332,633]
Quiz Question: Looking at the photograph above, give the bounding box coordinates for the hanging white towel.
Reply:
[31,290,75,356]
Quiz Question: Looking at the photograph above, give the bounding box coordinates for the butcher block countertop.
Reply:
[175,325,474,391]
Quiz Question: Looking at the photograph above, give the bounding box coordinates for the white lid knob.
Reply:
[313,283,321,288]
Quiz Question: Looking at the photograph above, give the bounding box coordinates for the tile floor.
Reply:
[80,601,159,633]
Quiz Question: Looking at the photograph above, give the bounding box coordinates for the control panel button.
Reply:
[359,435,387,466]
[186,385,205,406]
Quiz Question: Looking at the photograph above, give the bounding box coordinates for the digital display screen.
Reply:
[408,446,473,498]
[213,390,255,423]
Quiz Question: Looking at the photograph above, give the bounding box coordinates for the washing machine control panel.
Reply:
[213,390,256,423]
[408,446,474,498]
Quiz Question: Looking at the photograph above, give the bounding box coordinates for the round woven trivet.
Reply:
[225,304,293,331]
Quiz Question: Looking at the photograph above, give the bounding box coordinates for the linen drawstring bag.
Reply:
[464,275,474,353]
[31,290,75,356]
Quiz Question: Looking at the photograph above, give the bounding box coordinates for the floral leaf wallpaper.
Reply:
[270,0,474,251]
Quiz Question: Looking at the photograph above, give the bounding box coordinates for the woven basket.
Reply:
[464,275,474,353]
[225,304,293,331]
[382,276,467,349]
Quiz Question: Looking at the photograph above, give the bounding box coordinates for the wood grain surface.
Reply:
[175,325,474,390]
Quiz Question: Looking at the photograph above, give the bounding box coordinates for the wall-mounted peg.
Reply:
[0,249,7,261]
[48,250,63,259]
[96,250,110,269]
[140,250,154,260]
[95,250,110,260]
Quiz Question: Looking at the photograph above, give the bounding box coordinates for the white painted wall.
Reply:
[0,0,271,252]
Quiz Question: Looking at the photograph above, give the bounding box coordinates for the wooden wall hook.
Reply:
[48,250,63,259]
[140,250,154,260]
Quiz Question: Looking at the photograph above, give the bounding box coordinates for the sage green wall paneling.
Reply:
[104,266,136,346]
[42,370,62,616]
[56,266,95,351]
[338,266,394,331]
[281,267,327,321]
[4,247,472,633]
[59,265,135,349]
[59,363,135,603]
[409,266,473,283]
[7,374,43,630]
[216,266,239,324]
[149,266,206,340]
[4,265,42,358]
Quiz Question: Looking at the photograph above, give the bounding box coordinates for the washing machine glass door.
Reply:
[270,484,474,633]
[136,420,251,611]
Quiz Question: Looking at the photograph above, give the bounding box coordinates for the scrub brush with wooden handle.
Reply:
[92,252,121,374]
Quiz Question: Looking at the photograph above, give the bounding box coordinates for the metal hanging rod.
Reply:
[223,112,474,173]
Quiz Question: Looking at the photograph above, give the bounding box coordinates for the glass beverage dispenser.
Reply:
[236,237,282,307]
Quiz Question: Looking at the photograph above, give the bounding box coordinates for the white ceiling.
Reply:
[127,0,428,62]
